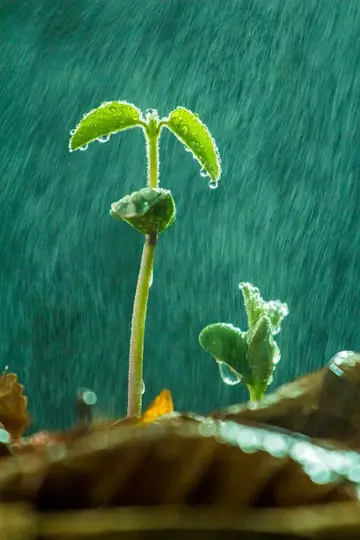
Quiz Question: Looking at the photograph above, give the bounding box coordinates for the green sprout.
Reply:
[199,282,289,402]
[69,101,221,418]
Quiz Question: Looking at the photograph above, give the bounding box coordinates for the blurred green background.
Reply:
[1,0,359,432]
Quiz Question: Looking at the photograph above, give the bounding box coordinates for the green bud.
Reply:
[110,187,176,235]
[240,282,289,335]
[246,315,279,392]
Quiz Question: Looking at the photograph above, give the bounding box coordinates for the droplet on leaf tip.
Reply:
[208,179,218,189]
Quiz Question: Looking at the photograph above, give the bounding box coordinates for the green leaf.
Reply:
[240,282,289,335]
[110,187,176,235]
[199,323,252,384]
[69,101,142,152]
[246,316,279,391]
[163,107,221,183]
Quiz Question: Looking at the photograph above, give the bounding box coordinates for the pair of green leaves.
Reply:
[199,283,289,402]
[68,101,221,182]
[68,101,221,235]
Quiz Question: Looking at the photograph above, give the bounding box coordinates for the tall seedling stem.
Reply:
[128,126,160,417]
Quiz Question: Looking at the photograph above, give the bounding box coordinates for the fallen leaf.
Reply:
[0,373,30,440]
[140,389,174,424]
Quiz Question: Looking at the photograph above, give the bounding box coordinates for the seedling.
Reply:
[199,282,289,402]
[69,101,221,418]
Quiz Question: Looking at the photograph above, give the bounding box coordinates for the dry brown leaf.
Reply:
[140,389,174,424]
[24,390,175,450]
[0,373,30,440]
[215,352,360,450]
[0,417,356,513]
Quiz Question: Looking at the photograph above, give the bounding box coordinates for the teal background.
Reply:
[1,0,359,432]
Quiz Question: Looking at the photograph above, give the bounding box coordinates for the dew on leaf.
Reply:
[273,344,281,365]
[185,147,192,153]
[208,179,218,189]
[70,129,76,136]
[97,134,110,143]
[79,144,88,151]
[218,361,241,386]
[145,108,159,121]
[141,380,145,395]
[200,167,209,178]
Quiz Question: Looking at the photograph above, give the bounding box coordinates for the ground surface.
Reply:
[1,0,360,431]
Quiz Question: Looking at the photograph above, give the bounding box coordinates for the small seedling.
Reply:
[69,101,221,418]
[199,282,289,402]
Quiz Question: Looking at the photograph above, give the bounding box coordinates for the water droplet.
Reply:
[146,108,156,115]
[200,168,209,178]
[141,380,145,395]
[70,129,76,136]
[261,432,289,458]
[97,134,110,143]
[82,389,97,406]
[208,179,218,190]
[79,144,88,151]
[185,147,192,153]
[149,269,153,288]
[273,343,281,365]
[218,362,241,386]
[0,428,10,444]
[329,350,355,377]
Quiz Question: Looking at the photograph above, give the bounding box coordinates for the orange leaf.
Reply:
[140,389,174,424]
[0,372,30,440]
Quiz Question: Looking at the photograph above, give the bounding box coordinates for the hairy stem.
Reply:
[127,130,159,417]
[127,232,157,417]
[147,127,159,188]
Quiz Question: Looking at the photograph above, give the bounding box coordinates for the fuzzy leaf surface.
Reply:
[69,100,142,152]
[164,107,221,182]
